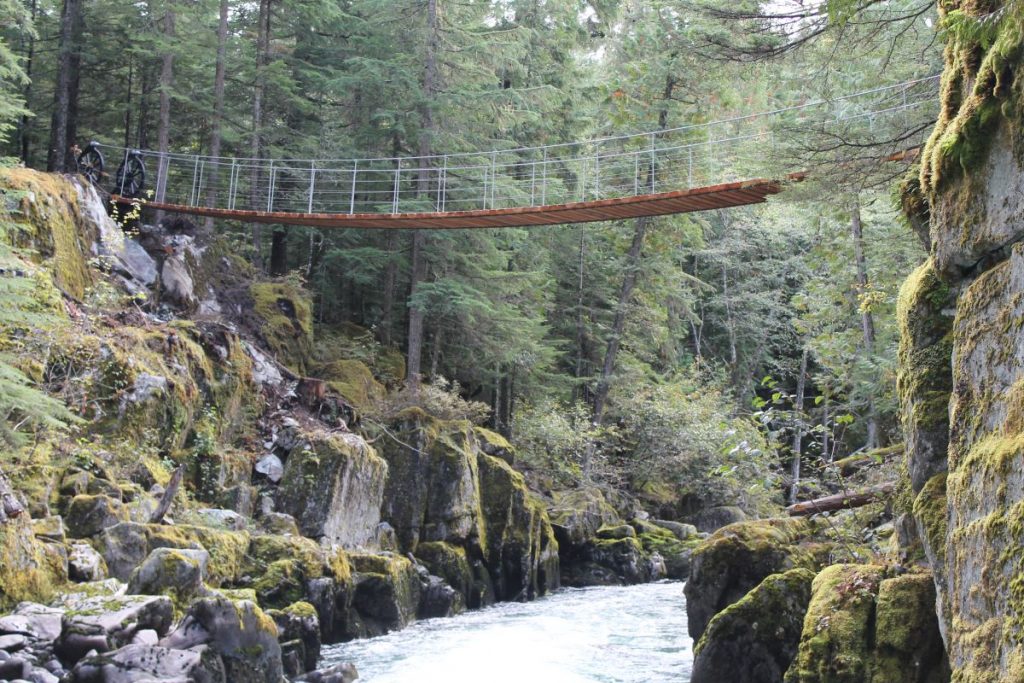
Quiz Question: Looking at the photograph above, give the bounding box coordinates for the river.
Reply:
[319,580,694,682]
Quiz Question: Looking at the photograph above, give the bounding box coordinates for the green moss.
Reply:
[283,600,318,619]
[0,515,65,609]
[695,567,815,658]
[913,473,949,568]
[0,168,95,300]
[318,359,384,409]
[415,541,473,598]
[474,427,514,454]
[250,281,314,374]
[246,534,325,580]
[253,559,306,609]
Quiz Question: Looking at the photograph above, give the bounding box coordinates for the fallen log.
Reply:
[786,482,895,517]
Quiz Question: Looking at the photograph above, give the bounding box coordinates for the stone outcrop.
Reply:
[692,568,815,683]
[277,430,387,547]
[896,8,1024,678]
[685,517,827,641]
[785,565,948,683]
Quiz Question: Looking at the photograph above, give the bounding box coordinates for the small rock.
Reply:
[130,629,158,646]
[255,454,285,483]
[32,516,66,544]
[0,656,29,680]
[692,505,748,533]
[127,547,209,601]
[293,662,359,683]
[0,604,63,643]
[651,519,698,540]
[245,341,283,386]
[0,633,27,651]
[68,541,107,582]
[195,508,247,531]
[26,667,60,683]
[260,512,300,536]
[65,495,128,538]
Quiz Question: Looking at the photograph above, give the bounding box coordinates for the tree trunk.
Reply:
[269,228,288,275]
[789,346,809,505]
[153,0,175,226]
[380,232,399,347]
[47,0,82,172]
[591,216,649,425]
[573,227,586,402]
[406,230,428,386]
[851,197,879,449]
[405,0,439,388]
[205,0,230,231]
[250,0,272,264]
[18,0,38,164]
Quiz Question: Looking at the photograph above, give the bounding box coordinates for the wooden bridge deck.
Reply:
[122,176,799,230]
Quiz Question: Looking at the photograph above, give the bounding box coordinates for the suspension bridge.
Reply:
[82,76,940,230]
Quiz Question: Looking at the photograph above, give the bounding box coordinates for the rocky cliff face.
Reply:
[0,168,564,681]
[898,5,1024,680]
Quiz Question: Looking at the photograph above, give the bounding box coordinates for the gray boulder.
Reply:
[267,602,320,678]
[293,662,358,683]
[0,603,63,644]
[159,598,282,683]
[56,595,174,664]
[68,542,107,582]
[691,505,748,533]
[127,548,209,602]
[68,644,225,683]
[65,496,128,538]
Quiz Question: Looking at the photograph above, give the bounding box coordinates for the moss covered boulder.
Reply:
[478,453,560,601]
[319,359,385,411]
[685,517,825,641]
[277,430,387,547]
[897,259,954,494]
[0,515,67,609]
[379,421,484,553]
[692,568,815,683]
[414,541,475,607]
[161,597,283,683]
[785,566,948,683]
[94,521,249,585]
[349,552,421,635]
[249,281,314,374]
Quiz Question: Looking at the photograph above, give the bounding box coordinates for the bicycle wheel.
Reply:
[76,145,105,186]
[115,153,147,197]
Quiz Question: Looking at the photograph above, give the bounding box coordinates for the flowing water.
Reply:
[319,580,694,682]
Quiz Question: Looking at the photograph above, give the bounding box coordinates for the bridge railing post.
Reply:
[393,159,401,214]
[228,160,237,210]
[308,161,316,214]
[350,160,358,214]
[649,133,656,193]
[267,160,275,212]
[437,156,447,212]
[541,148,547,206]
[688,147,693,188]
[490,151,497,209]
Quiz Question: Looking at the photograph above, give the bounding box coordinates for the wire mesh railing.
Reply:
[89,75,940,217]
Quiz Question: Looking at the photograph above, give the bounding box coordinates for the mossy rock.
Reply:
[0,168,95,300]
[276,430,387,547]
[685,517,825,642]
[245,534,326,581]
[318,359,385,410]
[896,259,954,493]
[692,568,815,683]
[94,521,249,586]
[249,281,314,374]
[785,566,949,683]
[349,552,421,634]
[414,541,474,605]
[253,558,308,610]
[0,514,67,609]
[596,524,636,540]
[548,487,620,549]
